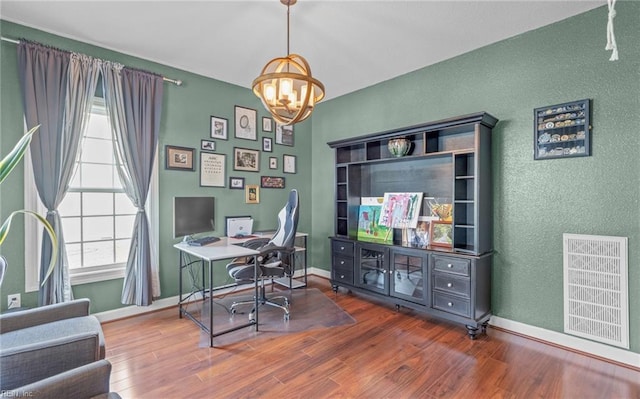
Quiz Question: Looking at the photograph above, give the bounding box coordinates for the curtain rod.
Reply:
[1,36,183,86]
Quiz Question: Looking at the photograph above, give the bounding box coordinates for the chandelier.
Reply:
[252,0,325,125]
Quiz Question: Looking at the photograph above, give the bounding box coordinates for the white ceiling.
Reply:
[1,0,603,100]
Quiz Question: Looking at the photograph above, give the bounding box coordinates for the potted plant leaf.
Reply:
[0,125,57,286]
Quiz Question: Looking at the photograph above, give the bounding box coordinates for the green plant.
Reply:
[0,125,58,283]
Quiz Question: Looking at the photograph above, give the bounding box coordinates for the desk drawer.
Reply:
[432,256,470,277]
[433,292,471,317]
[433,273,470,297]
[332,240,354,257]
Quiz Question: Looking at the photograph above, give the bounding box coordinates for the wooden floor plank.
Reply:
[101,276,640,398]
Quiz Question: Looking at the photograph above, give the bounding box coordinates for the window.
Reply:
[24,98,159,289]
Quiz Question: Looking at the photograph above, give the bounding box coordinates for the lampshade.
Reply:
[252,0,325,125]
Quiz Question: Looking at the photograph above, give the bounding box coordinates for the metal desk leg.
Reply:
[178,252,183,318]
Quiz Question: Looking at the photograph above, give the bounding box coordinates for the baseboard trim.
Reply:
[95,266,330,323]
[490,316,640,369]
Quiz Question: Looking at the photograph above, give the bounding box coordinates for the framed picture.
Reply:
[429,221,453,248]
[165,145,195,171]
[233,147,260,172]
[210,116,228,140]
[201,139,215,151]
[283,154,296,174]
[229,177,245,189]
[262,137,273,152]
[199,152,226,187]
[262,117,273,132]
[269,157,278,170]
[245,185,260,204]
[234,105,257,141]
[410,216,432,248]
[275,123,294,146]
[260,176,285,189]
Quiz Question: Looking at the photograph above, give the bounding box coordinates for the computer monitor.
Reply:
[173,196,215,239]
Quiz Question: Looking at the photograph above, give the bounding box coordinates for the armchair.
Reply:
[0,298,105,391]
[226,189,299,320]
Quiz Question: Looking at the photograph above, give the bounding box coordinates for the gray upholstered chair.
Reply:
[226,189,299,320]
[0,298,106,391]
[0,359,121,399]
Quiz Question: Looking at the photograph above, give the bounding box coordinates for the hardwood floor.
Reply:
[102,276,640,398]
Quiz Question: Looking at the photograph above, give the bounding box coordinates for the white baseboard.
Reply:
[95,266,330,323]
[490,316,640,369]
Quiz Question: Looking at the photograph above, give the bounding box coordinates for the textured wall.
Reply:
[311,4,640,352]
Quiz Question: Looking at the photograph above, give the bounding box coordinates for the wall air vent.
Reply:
[563,234,628,349]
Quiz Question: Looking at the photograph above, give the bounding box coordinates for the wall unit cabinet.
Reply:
[327,112,497,339]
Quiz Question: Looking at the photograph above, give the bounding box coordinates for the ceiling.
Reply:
[1,1,603,100]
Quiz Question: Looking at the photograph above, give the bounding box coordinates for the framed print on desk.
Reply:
[235,105,257,141]
[200,152,226,187]
[165,145,195,171]
[210,116,228,140]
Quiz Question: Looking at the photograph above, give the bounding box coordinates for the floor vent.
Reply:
[563,234,628,349]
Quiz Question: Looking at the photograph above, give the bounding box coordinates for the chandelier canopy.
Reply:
[252,0,325,125]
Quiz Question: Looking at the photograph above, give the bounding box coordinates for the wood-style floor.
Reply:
[102,276,640,398]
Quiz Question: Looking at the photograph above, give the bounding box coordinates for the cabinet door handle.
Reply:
[447,283,453,288]
[447,264,453,268]
[447,302,453,307]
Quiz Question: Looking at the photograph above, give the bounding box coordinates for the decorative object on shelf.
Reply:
[409,216,431,248]
[165,145,195,171]
[233,147,260,172]
[245,185,260,204]
[387,137,411,157]
[427,197,452,222]
[252,0,325,125]
[357,197,391,243]
[229,177,245,189]
[378,192,424,232]
[429,221,452,248]
[200,152,226,187]
[261,176,286,189]
[210,116,228,140]
[534,99,591,160]
[234,106,257,141]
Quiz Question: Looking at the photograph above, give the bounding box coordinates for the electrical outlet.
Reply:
[8,293,21,309]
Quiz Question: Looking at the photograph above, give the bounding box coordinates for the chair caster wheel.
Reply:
[284,314,290,321]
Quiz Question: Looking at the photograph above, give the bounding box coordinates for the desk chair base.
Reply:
[230,279,290,321]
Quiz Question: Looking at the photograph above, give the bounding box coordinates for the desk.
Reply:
[174,237,259,347]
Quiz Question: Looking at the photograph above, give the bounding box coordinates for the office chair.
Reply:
[226,189,299,321]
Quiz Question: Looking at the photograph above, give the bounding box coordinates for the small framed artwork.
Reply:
[262,137,273,152]
[429,221,453,248]
[262,117,273,132]
[210,116,228,140]
[234,105,257,141]
[233,147,260,172]
[229,177,245,189]
[275,123,294,146]
[283,154,296,174]
[261,176,285,189]
[165,145,195,171]
[201,139,215,151]
[245,184,260,204]
[200,152,226,187]
[269,157,278,170]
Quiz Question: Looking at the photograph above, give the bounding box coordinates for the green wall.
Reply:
[311,4,640,353]
[0,20,313,313]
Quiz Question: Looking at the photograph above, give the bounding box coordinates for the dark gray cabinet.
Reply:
[327,112,497,339]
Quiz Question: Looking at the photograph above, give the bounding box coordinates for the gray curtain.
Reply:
[17,41,101,305]
[101,62,163,306]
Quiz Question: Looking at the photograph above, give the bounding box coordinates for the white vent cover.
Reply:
[563,233,628,349]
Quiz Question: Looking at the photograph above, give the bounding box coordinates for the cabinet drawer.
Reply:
[332,267,353,285]
[433,273,470,297]
[332,240,354,257]
[333,255,354,270]
[432,256,470,276]
[433,292,471,317]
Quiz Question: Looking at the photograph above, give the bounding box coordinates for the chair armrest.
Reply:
[0,332,101,390]
[241,237,270,249]
[0,299,91,333]
[0,359,115,399]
